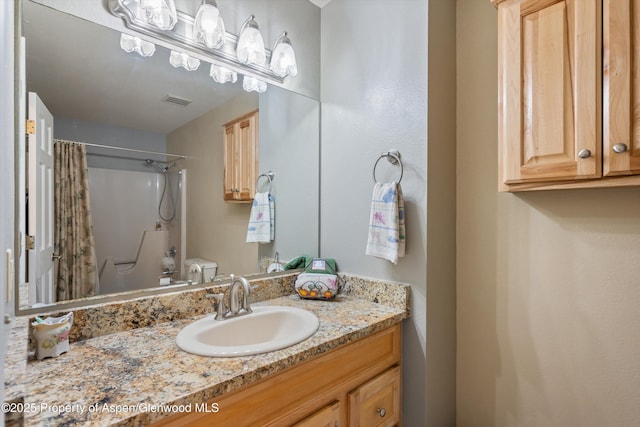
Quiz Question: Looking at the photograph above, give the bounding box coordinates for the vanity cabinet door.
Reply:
[292,401,340,427]
[348,366,401,427]
[603,0,640,176]
[223,110,258,202]
[496,0,601,190]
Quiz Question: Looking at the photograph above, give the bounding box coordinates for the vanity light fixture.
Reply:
[193,0,226,49]
[270,32,297,77]
[236,15,266,66]
[109,1,298,89]
[119,33,156,57]
[242,75,267,93]
[210,64,237,84]
[136,0,178,30]
[169,50,200,71]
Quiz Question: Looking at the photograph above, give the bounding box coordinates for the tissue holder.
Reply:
[31,312,73,360]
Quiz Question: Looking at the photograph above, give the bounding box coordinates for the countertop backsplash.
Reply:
[24,272,409,345]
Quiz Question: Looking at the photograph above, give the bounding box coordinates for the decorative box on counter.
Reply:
[31,312,73,360]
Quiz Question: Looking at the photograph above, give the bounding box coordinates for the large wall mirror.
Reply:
[17,0,320,312]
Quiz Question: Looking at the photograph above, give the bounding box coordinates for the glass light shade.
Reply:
[236,16,266,66]
[120,33,156,57]
[169,51,201,71]
[193,0,226,49]
[137,0,177,30]
[242,76,267,93]
[210,64,237,84]
[270,33,298,77]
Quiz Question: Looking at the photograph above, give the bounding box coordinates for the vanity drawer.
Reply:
[348,365,401,427]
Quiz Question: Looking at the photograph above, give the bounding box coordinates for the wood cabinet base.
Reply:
[153,324,402,427]
[501,173,640,192]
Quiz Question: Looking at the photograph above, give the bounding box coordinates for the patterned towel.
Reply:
[365,181,406,264]
[246,192,274,243]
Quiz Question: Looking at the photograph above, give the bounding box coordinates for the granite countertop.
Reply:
[18,293,407,426]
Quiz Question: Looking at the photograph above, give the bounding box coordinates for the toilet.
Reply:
[184,258,218,284]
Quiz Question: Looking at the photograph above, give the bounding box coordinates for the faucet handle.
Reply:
[206,293,226,320]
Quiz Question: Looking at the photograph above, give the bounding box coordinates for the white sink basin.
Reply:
[176,306,319,357]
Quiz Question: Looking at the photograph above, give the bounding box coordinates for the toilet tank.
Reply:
[184,258,218,284]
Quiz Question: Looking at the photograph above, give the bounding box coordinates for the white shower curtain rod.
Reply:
[55,139,187,161]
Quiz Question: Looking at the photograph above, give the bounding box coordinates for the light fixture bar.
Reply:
[108,1,285,84]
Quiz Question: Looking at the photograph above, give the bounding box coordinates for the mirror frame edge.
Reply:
[15,269,305,317]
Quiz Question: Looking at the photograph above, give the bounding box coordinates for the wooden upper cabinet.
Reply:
[603,0,640,176]
[497,0,601,191]
[223,110,258,202]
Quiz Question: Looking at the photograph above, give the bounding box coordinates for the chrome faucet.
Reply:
[205,274,252,320]
[229,274,252,316]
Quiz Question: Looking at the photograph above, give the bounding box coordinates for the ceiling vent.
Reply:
[162,94,192,107]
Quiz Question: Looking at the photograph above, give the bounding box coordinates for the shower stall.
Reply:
[88,158,187,295]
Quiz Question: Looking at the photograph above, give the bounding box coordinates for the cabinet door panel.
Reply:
[603,0,640,175]
[292,401,340,427]
[223,125,237,201]
[498,0,600,188]
[223,110,258,202]
[348,366,401,427]
[237,116,257,200]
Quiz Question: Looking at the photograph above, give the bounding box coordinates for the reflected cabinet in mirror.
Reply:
[17,0,320,312]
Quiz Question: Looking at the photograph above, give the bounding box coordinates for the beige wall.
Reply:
[167,94,259,277]
[426,0,457,425]
[456,1,640,426]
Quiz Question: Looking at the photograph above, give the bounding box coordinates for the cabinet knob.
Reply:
[577,149,591,159]
[613,143,628,154]
[376,408,386,417]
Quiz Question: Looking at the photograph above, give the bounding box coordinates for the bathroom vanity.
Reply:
[157,324,401,426]
[4,274,409,426]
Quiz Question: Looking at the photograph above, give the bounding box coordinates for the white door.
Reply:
[2,1,16,423]
[28,92,55,305]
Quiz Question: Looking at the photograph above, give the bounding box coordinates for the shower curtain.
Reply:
[54,140,97,301]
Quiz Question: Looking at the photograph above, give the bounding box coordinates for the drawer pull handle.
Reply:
[377,407,386,417]
[577,149,591,159]
[613,143,628,154]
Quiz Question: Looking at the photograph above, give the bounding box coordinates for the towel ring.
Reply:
[373,150,403,184]
[256,171,275,192]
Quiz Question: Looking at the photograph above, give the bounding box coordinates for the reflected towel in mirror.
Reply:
[246,192,275,243]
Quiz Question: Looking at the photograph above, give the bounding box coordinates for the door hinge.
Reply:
[25,235,35,250]
[26,119,35,135]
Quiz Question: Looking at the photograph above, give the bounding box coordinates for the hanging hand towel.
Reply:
[246,192,273,243]
[365,181,406,264]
